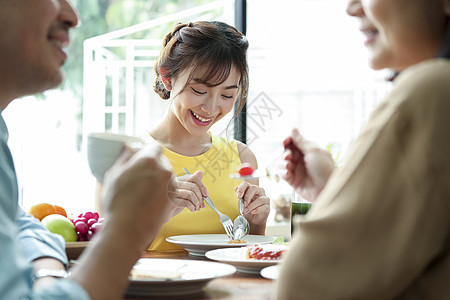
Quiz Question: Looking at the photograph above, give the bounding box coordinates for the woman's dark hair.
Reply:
[153,21,249,117]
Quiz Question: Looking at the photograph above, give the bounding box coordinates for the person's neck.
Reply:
[0,74,22,110]
[0,94,14,111]
[149,115,212,156]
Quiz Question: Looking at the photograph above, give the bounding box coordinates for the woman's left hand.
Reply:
[235,182,270,226]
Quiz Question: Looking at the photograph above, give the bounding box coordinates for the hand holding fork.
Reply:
[183,168,234,240]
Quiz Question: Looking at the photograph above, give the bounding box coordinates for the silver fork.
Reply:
[183,168,234,240]
[203,196,234,240]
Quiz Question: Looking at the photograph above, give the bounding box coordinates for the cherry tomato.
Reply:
[238,163,255,176]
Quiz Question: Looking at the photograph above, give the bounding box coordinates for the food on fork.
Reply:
[230,163,259,179]
[238,163,255,176]
[246,244,287,261]
[227,239,247,244]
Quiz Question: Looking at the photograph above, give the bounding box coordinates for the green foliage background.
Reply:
[63,0,214,98]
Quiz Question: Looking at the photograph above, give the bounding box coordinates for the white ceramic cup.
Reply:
[87,132,144,183]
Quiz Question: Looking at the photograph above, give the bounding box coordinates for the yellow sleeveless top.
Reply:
[148,133,242,251]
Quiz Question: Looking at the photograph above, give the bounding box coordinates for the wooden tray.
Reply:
[66,241,89,260]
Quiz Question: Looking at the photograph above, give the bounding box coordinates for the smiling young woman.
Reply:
[146,21,271,251]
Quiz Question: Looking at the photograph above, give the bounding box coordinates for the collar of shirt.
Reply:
[0,112,9,143]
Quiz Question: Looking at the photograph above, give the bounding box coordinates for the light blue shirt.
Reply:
[0,112,89,299]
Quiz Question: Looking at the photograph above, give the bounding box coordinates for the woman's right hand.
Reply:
[169,171,207,213]
[283,128,335,202]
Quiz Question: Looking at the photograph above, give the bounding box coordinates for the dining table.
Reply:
[123,249,276,300]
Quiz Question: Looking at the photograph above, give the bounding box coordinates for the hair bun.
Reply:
[153,77,171,100]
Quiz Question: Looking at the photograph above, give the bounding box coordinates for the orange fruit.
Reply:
[28,203,57,221]
[54,205,67,218]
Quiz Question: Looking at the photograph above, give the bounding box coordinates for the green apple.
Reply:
[41,214,77,242]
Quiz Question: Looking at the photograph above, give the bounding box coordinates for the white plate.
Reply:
[126,258,236,297]
[166,234,276,257]
[260,265,281,280]
[205,247,281,274]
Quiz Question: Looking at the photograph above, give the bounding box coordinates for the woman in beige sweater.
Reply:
[276,0,450,299]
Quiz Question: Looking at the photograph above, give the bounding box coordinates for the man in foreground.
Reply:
[0,1,175,299]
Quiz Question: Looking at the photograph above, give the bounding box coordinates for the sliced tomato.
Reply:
[238,163,255,176]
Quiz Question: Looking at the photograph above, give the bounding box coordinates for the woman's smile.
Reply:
[190,110,213,126]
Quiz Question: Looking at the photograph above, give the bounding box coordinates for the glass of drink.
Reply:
[290,192,312,236]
